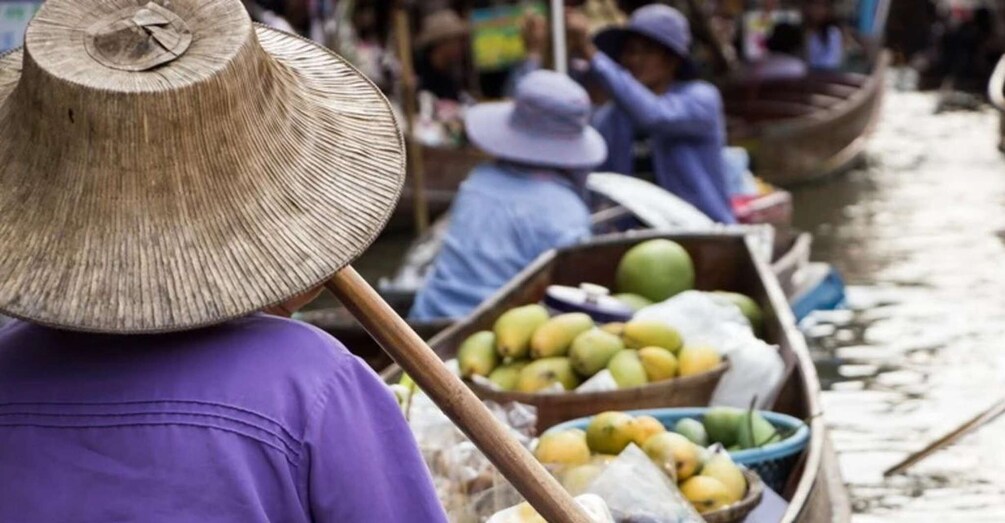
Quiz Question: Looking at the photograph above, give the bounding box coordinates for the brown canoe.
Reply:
[378,231,849,522]
[725,53,891,186]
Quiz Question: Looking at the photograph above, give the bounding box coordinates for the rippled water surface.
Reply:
[793,83,1005,522]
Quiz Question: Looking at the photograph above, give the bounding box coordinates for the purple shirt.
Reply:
[0,314,447,522]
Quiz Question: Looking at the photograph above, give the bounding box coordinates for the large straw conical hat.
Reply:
[0,0,404,333]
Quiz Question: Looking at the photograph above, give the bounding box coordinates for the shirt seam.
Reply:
[0,409,302,459]
[0,399,298,442]
[0,420,300,464]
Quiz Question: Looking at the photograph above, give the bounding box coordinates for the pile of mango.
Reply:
[535,411,753,515]
[458,305,723,393]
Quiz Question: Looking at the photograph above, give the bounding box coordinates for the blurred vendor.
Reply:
[748,22,808,82]
[414,9,470,101]
[805,0,844,70]
[411,71,608,320]
[568,5,736,223]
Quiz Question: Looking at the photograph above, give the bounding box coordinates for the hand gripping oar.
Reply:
[326,266,592,523]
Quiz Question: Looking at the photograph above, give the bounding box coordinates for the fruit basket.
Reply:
[468,361,729,431]
[702,469,764,523]
[547,407,810,492]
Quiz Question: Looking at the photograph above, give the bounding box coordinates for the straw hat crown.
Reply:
[416,10,469,49]
[0,0,404,333]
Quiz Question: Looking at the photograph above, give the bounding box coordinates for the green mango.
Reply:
[674,417,709,447]
[702,407,744,447]
[487,361,529,391]
[713,291,764,336]
[737,410,782,449]
[457,331,499,378]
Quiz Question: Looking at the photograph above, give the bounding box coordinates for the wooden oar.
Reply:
[326,266,591,523]
[884,396,1005,477]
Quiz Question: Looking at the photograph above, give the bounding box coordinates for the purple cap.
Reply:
[464,70,607,170]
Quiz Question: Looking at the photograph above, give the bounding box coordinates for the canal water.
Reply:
[794,83,1005,521]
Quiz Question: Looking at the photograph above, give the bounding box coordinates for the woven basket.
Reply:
[467,361,729,432]
[702,469,765,523]
[545,407,810,492]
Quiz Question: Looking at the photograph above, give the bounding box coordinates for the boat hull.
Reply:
[726,53,891,186]
[376,231,848,522]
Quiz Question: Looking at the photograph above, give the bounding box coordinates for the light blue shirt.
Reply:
[589,52,736,224]
[410,163,591,321]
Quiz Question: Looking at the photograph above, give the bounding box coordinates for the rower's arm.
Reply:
[588,52,719,138]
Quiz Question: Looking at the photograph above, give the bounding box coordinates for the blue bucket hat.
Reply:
[464,70,607,170]
[595,4,693,63]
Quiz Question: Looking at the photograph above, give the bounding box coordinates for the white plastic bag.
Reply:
[585,445,704,522]
[635,291,785,408]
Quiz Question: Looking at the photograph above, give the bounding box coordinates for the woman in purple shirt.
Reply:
[0,0,445,521]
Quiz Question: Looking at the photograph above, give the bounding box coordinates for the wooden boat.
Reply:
[723,52,891,186]
[302,224,812,372]
[379,230,849,522]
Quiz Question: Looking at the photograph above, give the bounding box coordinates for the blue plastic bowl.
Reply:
[545,407,810,492]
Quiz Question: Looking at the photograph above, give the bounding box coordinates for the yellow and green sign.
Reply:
[471,2,547,72]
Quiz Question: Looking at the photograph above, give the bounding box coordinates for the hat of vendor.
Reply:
[0,0,405,333]
[464,70,608,170]
[595,4,692,60]
[416,10,470,49]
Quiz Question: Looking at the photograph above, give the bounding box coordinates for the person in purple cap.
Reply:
[567,4,737,224]
[410,70,608,321]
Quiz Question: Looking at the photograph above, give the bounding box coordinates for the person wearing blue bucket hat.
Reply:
[410,70,608,321]
[567,5,737,224]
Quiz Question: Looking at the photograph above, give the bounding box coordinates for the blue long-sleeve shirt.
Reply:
[589,52,736,224]
[410,163,592,321]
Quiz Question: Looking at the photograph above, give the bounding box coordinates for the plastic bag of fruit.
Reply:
[584,445,705,523]
[635,291,784,408]
[402,388,538,520]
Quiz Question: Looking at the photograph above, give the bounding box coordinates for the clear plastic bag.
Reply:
[405,390,539,521]
[585,445,704,522]
[635,291,785,408]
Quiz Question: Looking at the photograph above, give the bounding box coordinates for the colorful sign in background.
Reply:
[471,2,547,72]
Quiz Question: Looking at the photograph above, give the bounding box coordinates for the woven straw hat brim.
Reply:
[0,24,404,334]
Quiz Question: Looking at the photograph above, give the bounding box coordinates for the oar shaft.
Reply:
[326,266,591,523]
[884,397,1005,476]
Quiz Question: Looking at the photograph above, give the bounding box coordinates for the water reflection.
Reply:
[795,83,1005,521]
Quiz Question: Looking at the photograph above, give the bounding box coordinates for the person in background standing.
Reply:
[805,0,844,70]
[414,9,470,101]
[566,5,736,224]
[410,71,608,321]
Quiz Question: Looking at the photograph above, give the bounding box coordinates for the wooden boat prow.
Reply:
[725,52,891,186]
[385,230,849,522]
